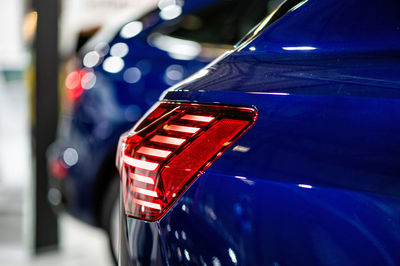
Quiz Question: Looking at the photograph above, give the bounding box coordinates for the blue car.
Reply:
[47,0,272,261]
[117,0,400,265]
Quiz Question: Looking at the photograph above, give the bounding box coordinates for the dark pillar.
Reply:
[32,0,59,252]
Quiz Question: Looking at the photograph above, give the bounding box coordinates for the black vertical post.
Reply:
[32,0,59,252]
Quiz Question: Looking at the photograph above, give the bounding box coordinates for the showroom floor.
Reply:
[0,74,114,266]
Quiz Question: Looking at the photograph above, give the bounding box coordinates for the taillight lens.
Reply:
[117,102,257,221]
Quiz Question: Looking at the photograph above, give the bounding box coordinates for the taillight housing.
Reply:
[117,102,257,221]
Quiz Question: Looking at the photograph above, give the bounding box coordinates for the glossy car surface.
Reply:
[119,0,400,265]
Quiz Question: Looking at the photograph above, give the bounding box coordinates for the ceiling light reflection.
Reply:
[103,56,124,73]
[110,42,129,58]
[212,257,222,266]
[289,0,309,12]
[232,145,250,152]
[282,46,316,51]
[158,0,176,9]
[149,33,201,60]
[298,184,313,189]
[63,148,78,166]
[83,51,100,68]
[181,231,187,240]
[166,64,184,80]
[164,64,184,85]
[81,72,96,90]
[160,5,182,20]
[184,249,190,261]
[120,21,143,39]
[247,92,290,95]
[123,67,142,83]
[228,248,238,265]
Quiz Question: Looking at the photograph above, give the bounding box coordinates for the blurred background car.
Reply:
[46,0,280,262]
[117,0,400,264]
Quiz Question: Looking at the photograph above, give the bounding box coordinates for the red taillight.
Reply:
[49,158,68,180]
[65,69,89,101]
[117,102,257,221]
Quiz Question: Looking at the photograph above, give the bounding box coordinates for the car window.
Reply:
[157,0,286,45]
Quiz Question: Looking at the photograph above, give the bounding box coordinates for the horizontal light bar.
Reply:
[150,135,186,146]
[165,124,200,134]
[137,146,172,158]
[134,198,161,210]
[298,184,313,189]
[132,186,158,197]
[123,155,158,171]
[181,114,215,123]
[130,173,154,185]
[282,46,316,51]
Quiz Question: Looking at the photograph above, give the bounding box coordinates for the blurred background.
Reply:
[0,0,157,265]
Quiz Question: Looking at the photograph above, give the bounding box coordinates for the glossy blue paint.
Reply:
[166,53,400,98]
[158,172,400,265]
[246,0,400,53]
[119,0,400,264]
[165,92,400,196]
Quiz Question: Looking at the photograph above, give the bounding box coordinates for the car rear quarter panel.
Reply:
[154,53,400,266]
[157,87,400,265]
